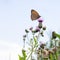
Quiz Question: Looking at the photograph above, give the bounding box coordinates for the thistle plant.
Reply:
[18,17,60,60]
[48,31,60,60]
[18,17,47,60]
[18,9,60,60]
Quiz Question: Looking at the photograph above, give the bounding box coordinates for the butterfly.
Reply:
[31,9,41,20]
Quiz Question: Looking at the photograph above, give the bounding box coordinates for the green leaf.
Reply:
[55,51,58,60]
[18,49,27,60]
[55,33,60,39]
[49,53,53,60]
[18,55,23,60]
[22,49,27,60]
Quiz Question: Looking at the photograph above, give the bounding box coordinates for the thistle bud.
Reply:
[38,19,43,28]
[52,31,56,39]
[25,29,29,33]
[43,26,46,30]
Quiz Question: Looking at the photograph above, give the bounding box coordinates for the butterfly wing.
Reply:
[31,9,41,20]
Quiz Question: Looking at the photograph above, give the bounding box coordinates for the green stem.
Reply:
[26,51,33,60]
[49,53,53,60]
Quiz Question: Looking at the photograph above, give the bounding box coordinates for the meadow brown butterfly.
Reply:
[31,9,41,20]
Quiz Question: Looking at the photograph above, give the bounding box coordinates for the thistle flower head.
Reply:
[38,18,43,23]
[35,26,40,32]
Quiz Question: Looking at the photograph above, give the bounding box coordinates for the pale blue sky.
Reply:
[0,0,60,44]
[0,0,60,60]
